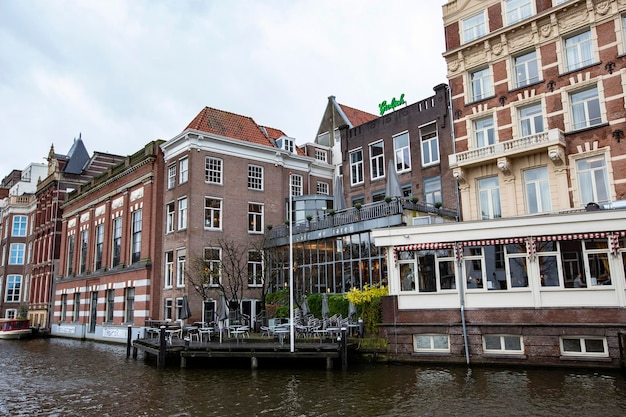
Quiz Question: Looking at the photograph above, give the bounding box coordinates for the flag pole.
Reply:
[289,172,295,352]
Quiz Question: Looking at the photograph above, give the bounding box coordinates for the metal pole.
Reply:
[456,245,470,366]
[289,173,295,352]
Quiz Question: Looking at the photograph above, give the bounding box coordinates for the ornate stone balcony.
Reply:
[448,129,566,169]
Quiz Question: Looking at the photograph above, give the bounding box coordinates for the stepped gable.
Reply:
[185,106,276,148]
[338,103,378,127]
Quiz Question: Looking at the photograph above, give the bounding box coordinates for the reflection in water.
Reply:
[1,338,626,416]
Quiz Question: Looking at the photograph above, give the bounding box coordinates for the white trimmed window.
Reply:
[505,0,533,26]
[470,67,493,101]
[167,164,176,189]
[560,336,608,357]
[204,197,222,230]
[519,102,544,136]
[474,116,495,148]
[176,250,186,287]
[248,250,263,287]
[316,182,329,195]
[9,243,25,265]
[178,197,188,230]
[112,217,122,267]
[420,123,439,166]
[369,141,385,180]
[350,149,364,185]
[5,275,22,302]
[125,287,134,323]
[524,166,551,214]
[204,247,222,286]
[94,224,104,270]
[248,165,263,190]
[478,176,501,219]
[424,176,442,206]
[576,154,610,205]
[570,86,602,130]
[564,30,594,72]
[164,251,174,288]
[248,203,263,233]
[414,334,450,352]
[12,215,27,236]
[514,50,539,88]
[164,298,173,320]
[131,209,142,264]
[462,11,486,44]
[290,174,303,196]
[79,229,88,274]
[166,202,175,233]
[179,158,188,184]
[483,335,523,353]
[393,132,411,173]
[205,157,223,184]
[315,149,327,162]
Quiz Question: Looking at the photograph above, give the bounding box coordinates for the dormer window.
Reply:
[277,138,295,153]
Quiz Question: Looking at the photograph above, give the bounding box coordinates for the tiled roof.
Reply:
[260,126,287,140]
[185,107,275,147]
[339,104,378,127]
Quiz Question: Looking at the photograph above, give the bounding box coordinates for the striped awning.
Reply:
[395,242,454,252]
[461,237,526,246]
[535,232,607,241]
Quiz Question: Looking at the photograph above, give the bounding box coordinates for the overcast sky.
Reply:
[0,0,447,178]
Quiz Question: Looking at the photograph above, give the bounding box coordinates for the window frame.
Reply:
[179,157,188,184]
[564,29,594,72]
[560,336,608,357]
[369,140,385,180]
[575,154,610,205]
[165,202,175,234]
[478,176,501,220]
[131,209,142,264]
[424,176,442,206]
[393,131,411,174]
[204,197,222,230]
[12,215,27,237]
[474,116,495,149]
[205,156,223,185]
[248,250,264,287]
[94,224,104,271]
[248,203,264,234]
[569,86,602,130]
[111,217,122,267]
[513,50,540,88]
[483,334,524,354]
[167,164,176,189]
[9,243,25,265]
[290,174,303,197]
[204,247,222,287]
[316,181,329,195]
[524,166,551,214]
[176,250,186,288]
[462,11,487,44]
[470,67,494,102]
[164,251,174,288]
[413,334,450,353]
[5,275,22,302]
[177,197,188,230]
[349,148,364,186]
[505,0,533,26]
[518,102,544,137]
[420,123,439,167]
[248,164,264,191]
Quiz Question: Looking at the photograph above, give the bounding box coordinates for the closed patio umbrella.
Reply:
[385,159,402,198]
[301,295,310,316]
[180,295,192,321]
[321,293,330,320]
[216,293,229,343]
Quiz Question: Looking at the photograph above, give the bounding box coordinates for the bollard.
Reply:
[126,325,132,357]
[358,317,364,338]
[158,326,166,368]
[341,327,348,371]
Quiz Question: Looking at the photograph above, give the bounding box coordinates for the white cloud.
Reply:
[0,0,447,177]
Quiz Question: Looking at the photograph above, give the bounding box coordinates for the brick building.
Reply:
[373,0,626,368]
[51,141,163,342]
[160,106,334,326]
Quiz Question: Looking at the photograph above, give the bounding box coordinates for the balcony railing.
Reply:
[266,198,458,243]
[449,129,566,167]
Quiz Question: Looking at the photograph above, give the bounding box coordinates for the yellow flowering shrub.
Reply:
[344,284,388,335]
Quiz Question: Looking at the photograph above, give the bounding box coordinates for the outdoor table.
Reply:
[274,328,290,346]
[198,327,213,342]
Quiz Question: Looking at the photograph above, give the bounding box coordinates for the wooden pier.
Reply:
[129,327,354,370]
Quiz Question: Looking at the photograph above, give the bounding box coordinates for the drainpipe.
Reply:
[456,243,470,366]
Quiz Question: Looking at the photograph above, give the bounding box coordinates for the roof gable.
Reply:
[185,107,276,147]
[338,104,378,127]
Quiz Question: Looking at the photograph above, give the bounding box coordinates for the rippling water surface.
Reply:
[1,338,626,416]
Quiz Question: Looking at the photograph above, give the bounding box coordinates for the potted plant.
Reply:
[328,209,336,216]
[434,201,443,209]
[306,214,313,222]
[384,196,393,203]
[410,196,419,204]
[354,202,362,210]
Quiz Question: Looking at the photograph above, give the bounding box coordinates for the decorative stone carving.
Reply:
[497,157,511,176]
[596,1,610,15]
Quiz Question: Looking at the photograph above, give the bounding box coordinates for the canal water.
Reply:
[2,338,626,417]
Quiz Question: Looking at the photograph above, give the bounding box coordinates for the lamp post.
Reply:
[288,173,295,352]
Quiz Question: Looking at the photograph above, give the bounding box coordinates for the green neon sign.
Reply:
[378,93,406,116]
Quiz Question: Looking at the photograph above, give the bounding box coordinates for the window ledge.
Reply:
[565,122,609,136]
[411,351,452,357]
[482,353,527,360]
[559,61,601,78]
[560,355,611,362]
